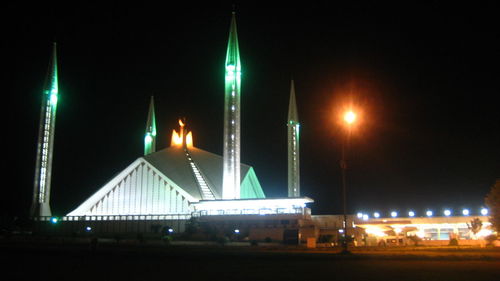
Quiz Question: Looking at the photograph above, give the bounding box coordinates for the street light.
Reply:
[340,110,356,254]
[344,111,357,124]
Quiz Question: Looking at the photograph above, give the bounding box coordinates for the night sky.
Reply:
[5,2,499,218]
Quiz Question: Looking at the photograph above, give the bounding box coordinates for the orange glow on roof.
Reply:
[186,131,193,147]
[171,130,182,146]
[171,119,193,147]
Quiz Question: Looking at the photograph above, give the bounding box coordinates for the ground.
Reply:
[1,239,499,281]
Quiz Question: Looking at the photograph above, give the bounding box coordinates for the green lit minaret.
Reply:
[222,12,242,199]
[31,43,59,217]
[144,96,157,155]
[287,80,300,197]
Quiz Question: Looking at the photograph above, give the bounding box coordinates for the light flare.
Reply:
[365,226,387,237]
[344,111,356,124]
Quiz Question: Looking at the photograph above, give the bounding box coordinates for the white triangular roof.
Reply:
[67,146,265,216]
[67,158,196,216]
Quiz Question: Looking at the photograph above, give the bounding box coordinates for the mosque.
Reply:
[31,13,494,245]
[31,13,315,241]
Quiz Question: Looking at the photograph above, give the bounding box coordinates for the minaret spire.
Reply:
[144,96,157,155]
[31,43,59,217]
[287,80,300,197]
[222,13,242,199]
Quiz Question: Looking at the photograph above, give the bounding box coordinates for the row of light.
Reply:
[49,218,177,234]
[83,226,174,234]
[356,208,489,220]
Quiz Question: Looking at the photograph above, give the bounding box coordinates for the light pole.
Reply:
[340,110,356,254]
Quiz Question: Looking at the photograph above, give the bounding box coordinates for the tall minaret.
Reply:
[222,12,242,199]
[144,96,157,155]
[287,80,300,197]
[31,43,59,217]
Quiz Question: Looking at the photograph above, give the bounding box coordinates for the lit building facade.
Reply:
[312,214,495,246]
[355,215,494,245]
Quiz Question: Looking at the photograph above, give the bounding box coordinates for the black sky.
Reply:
[4,2,499,218]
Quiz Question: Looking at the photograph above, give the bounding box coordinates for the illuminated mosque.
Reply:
[31,13,315,241]
[30,13,494,245]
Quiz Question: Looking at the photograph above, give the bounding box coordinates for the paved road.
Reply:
[1,240,499,281]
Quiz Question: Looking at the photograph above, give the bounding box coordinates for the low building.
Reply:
[311,215,494,246]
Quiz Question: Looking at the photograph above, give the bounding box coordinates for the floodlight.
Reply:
[344,111,357,124]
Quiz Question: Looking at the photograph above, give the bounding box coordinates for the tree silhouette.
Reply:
[485,179,500,232]
[467,217,482,236]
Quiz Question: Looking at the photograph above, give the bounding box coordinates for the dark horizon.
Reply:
[5,3,499,218]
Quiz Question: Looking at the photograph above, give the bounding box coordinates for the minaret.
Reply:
[222,12,242,199]
[31,43,59,217]
[287,80,300,197]
[144,96,157,155]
